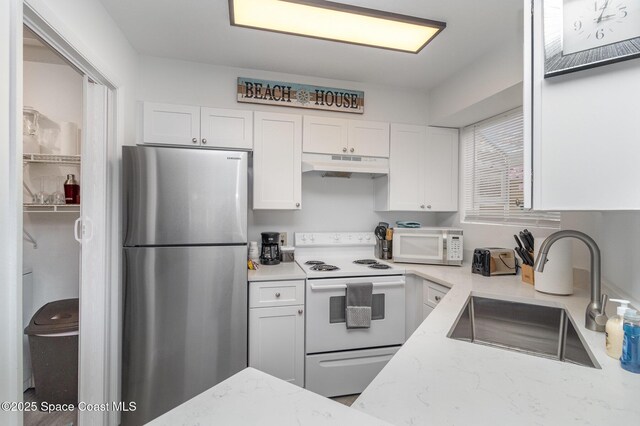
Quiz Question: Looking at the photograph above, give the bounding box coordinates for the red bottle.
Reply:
[64,174,80,204]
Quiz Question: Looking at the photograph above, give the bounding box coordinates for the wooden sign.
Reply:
[237,77,364,114]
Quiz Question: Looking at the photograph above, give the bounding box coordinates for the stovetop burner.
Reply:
[369,263,392,270]
[304,260,325,265]
[353,259,379,265]
[310,264,340,271]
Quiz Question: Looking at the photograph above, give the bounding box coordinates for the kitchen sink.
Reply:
[448,296,600,369]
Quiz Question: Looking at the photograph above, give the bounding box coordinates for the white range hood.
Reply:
[301,153,389,177]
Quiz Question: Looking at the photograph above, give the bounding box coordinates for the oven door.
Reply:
[393,230,444,263]
[306,275,405,354]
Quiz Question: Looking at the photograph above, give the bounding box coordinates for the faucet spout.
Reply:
[533,230,607,332]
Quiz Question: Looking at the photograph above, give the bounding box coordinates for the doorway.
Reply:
[22,24,83,426]
[15,8,119,425]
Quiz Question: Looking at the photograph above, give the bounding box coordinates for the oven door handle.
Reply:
[309,281,405,291]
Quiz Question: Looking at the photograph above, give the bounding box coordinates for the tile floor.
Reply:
[23,389,77,426]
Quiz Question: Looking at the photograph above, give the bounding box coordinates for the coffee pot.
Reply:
[260,232,281,265]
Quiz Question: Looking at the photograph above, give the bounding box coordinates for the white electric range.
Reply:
[295,232,406,398]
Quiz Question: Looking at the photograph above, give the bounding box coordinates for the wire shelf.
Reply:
[23,153,81,165]
[23,203,80,213]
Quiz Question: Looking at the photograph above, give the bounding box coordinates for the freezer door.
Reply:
[121,246,248,426]
[123,146,247,246]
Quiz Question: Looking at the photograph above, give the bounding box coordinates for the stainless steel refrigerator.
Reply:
[121,145,248,425]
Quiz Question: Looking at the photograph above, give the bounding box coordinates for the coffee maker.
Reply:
[260,232,281,265]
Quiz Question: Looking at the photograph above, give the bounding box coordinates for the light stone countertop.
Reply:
[147,367,392,426]
[353,262,640,425]
[248,261,306,282]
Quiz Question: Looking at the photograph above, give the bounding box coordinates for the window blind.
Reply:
[462,108,560,227]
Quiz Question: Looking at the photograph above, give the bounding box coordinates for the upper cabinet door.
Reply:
[348,120,390,158]
[302,115,348,155]
[142,102,200,146]
[200,107,253,150]
[388,124,426,211]
[424,127,458,212]
[253,112,302,210]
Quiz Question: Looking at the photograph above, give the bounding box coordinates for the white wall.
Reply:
[250,173,437,244]
[25,0,139,142]
[138,55,430,123]
[23,60,82,307]
[428,35,524,127]
[138,56,438,241]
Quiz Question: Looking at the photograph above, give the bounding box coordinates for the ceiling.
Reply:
[99,0,523,91]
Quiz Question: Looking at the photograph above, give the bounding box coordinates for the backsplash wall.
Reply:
[248,173,438,244]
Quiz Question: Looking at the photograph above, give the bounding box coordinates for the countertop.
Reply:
[147,367,392,426]
[160,260,638,425]
[353,262,640,425]
[248,261,306,282]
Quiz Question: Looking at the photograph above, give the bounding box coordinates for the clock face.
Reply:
[562,0,640,55]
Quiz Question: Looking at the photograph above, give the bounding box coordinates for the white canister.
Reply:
[534,238,573,295]
[248,241,259,262]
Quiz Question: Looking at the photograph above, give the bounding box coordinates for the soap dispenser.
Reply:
[621,309,640,373]
[606,299,630,359]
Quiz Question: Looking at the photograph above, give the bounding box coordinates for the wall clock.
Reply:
[543,0,640,77]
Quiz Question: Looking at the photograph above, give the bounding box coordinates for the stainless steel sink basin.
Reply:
[448,296,600,369]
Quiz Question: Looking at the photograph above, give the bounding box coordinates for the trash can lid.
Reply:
[24,298,79,335]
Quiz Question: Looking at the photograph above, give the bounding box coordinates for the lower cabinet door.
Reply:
[422,303,434,320]
[249,305,305,387]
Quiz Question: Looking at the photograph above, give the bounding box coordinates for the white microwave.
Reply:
[392,227,463,266]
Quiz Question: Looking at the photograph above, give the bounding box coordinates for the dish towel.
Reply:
[345,282,373,329]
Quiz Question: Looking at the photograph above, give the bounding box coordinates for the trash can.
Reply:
[24,298,79,404]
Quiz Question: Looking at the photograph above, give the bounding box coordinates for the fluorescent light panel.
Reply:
[229,0,446,53]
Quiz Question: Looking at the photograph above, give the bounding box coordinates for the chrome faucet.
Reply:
[533,230,608,332]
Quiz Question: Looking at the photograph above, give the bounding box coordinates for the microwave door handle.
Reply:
[309,281,405,291]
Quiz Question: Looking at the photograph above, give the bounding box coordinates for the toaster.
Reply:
[472,248,518,277]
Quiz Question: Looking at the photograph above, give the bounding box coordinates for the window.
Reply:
[462,108,559,227]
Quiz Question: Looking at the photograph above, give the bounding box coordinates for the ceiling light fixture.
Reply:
[229,0,446,54]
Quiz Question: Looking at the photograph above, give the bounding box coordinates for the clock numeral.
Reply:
[574,20,583,31]
[596,28,605,39]
[619,6,627,18]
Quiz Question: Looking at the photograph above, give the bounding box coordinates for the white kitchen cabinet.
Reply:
[422,279,449,320]
[143,102,200,146]
[143,102,253,149]
[253,112,302,210]
[200,107,253,150]
[424,127,458,211]
[348,120,390,157]
[303,115,348,155]
[375,124,458,212]
[303,115,389,157]
[524,1,640,210]
[249,280,305,387]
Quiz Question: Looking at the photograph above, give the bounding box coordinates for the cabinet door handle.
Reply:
[342,147,347,152]
[192,138,198,144]
[435,295,442,302]
[427,205,432,209]
[420,205,425,209]
[350,147,354,153]
[275,292,281,298]
[295,202,300,208]
[298,309,303,315]
[202,138,207,144]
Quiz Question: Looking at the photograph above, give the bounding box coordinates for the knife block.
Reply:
[521,251,535,285]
